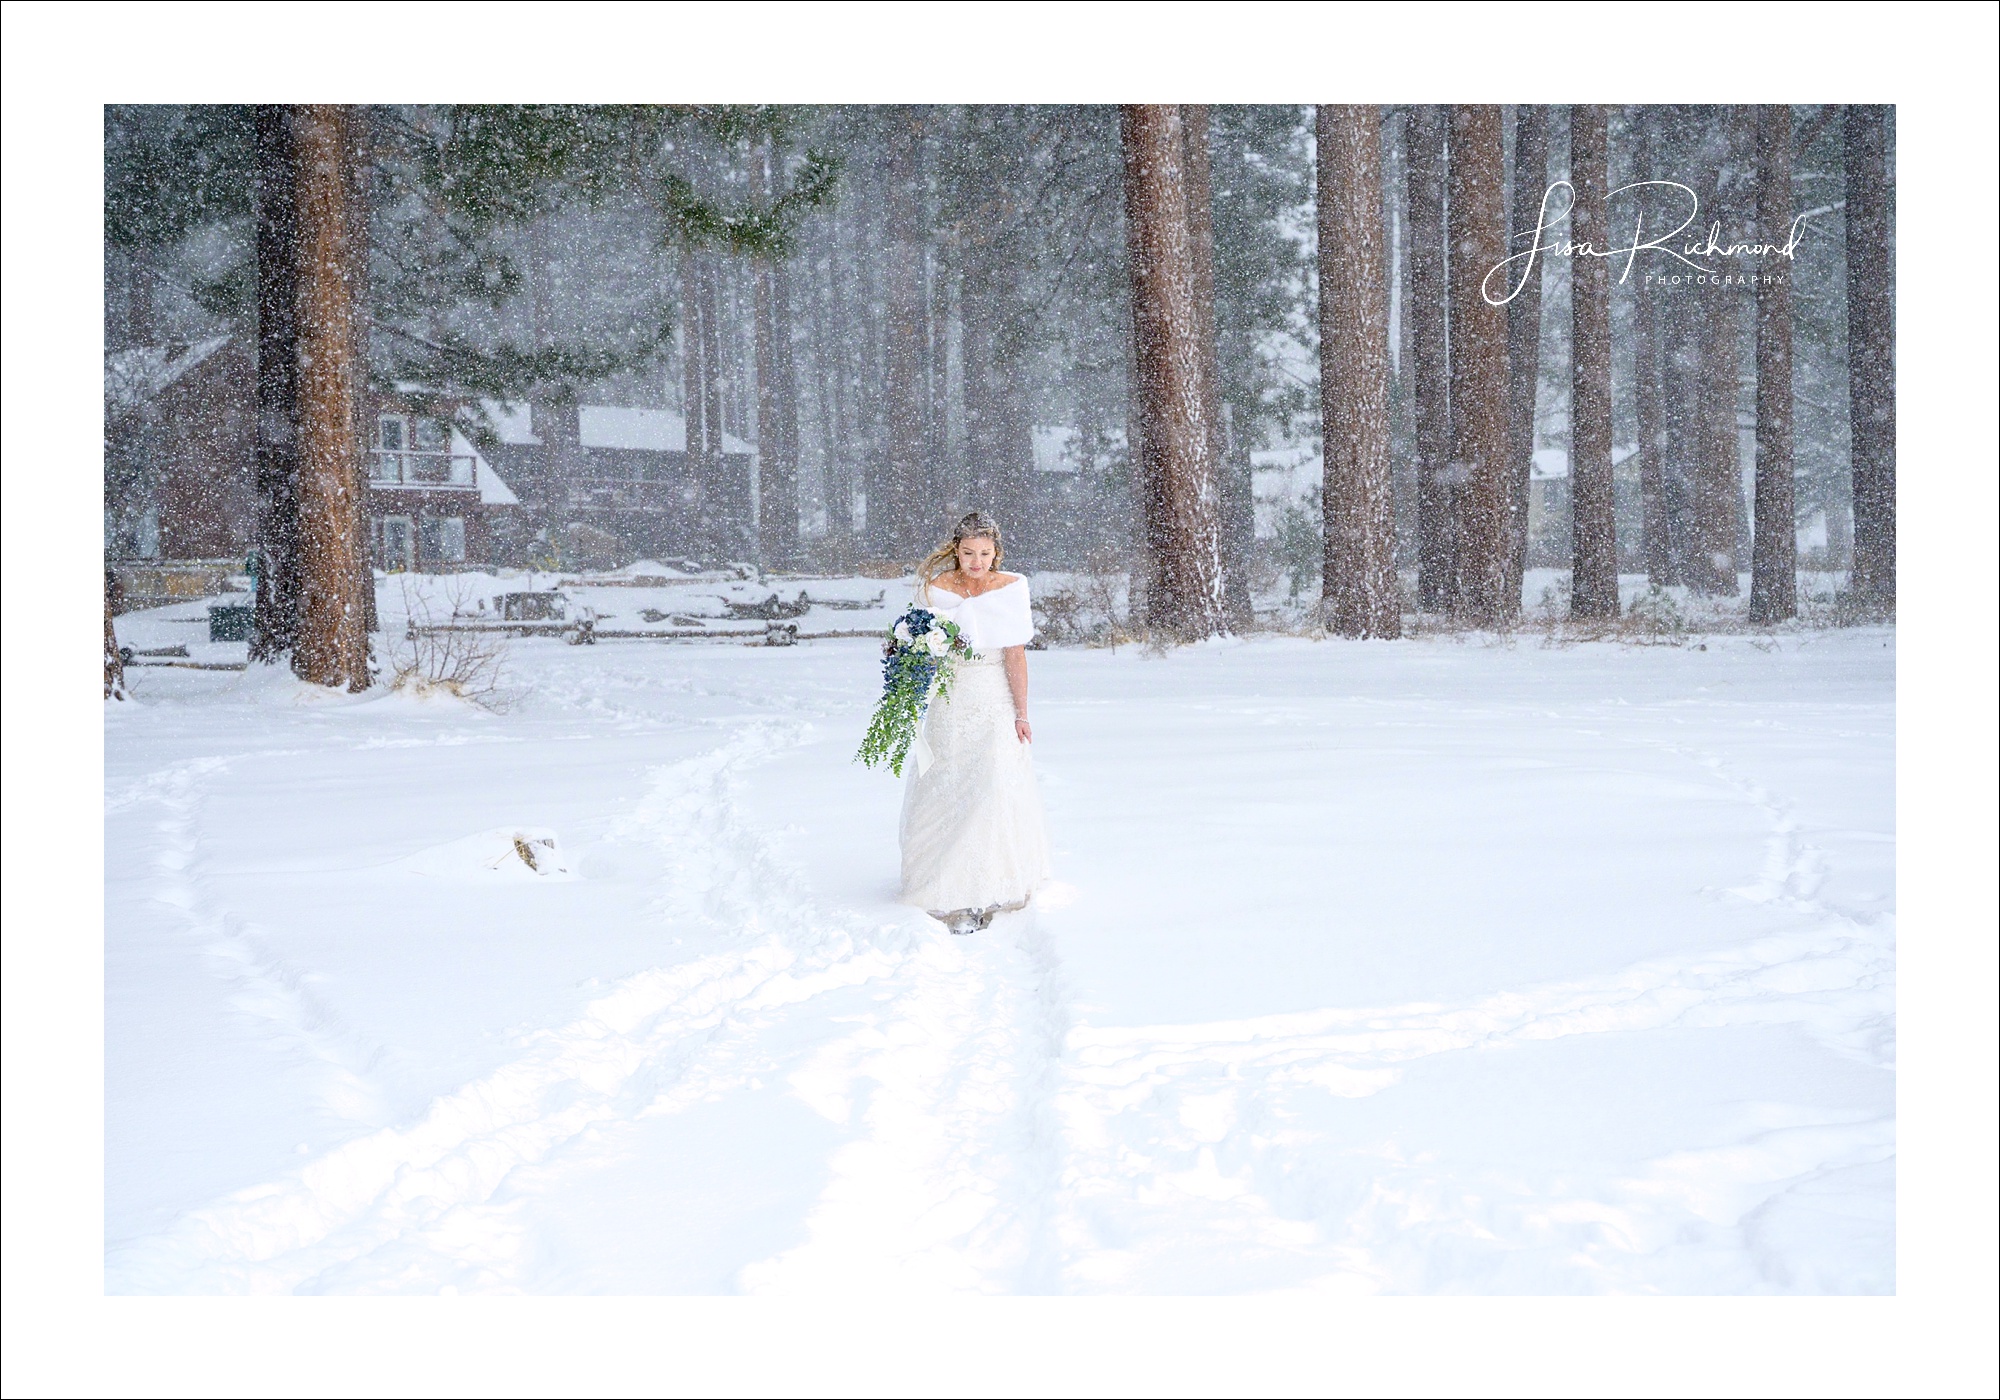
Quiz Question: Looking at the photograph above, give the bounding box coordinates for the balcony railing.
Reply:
[370,450,476,488]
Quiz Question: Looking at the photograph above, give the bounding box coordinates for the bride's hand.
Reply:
[1014,717,1032,744]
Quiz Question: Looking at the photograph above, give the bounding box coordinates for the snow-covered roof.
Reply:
[449,428,521,505]
[104,335,232,415]
[480,401,754,458]
[478,399,540,446]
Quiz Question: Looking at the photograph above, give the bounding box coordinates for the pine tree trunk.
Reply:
[345,108,377,637]
[1689,108,1743,597]
[680,240,710,550]
[1658,107,1707,588]
[1405,105,1454,612]
[1630,109,1672,587]
[251,105,302,662]
[105,572,127,700]
[1446,105,1513,622]
[1505,104,1549,602]
[1182,105,1249,630]
[1316,104,1401,638]
[810,230,853,541]
[1120,104,1226,641]
[1750,104,1798,624]
[880,106,929,557]
[698,252,730,555]
[1569,104,1618,618]
[771,250,803,563]
[749,139,800,568]
[1844,105,1895,607]
[289,104,368,690]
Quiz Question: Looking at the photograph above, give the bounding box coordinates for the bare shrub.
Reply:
[1031,550,1142,648]
[391,576,510,707]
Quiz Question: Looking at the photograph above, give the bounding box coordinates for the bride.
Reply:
[899,511,1051,934]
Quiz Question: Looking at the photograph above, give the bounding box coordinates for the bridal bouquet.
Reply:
[856,606,977,776]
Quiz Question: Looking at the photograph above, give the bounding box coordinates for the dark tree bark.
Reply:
[1658,106,1707,588]
[879,106,929,556]
[1630,108,1672,586]
[1120,104,1226,641]
[750,139,800,567]
[1316,104,1400,638]
[1505,104,1549,602]
[810,228,854,542]
[680,244,708,510]
[1405,105,1454,612]
[1183,105,1249,630]
[1446,105,1513,622]
[1569,104,1618,618]
[1844,105,1895,606]
[345,108,377,638]
[1750,104,1798,624]
[251,105,302,663]
[1688,108,1746,597]
[289,104,368,689]
[698,251,730,555]
[105,571,127,700]
[962,247,1034,544]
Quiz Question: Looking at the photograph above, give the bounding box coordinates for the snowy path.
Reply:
[104,624,1895,1294]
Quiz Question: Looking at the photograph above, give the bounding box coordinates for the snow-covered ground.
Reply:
[104,579,1895,1294]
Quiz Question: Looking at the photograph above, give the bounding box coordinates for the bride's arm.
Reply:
[1002,645,1031,744]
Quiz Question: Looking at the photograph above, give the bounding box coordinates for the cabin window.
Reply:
[419,516,466,563]
[414,418,451,451]
[376,516,414,571]
[377,415,408,452]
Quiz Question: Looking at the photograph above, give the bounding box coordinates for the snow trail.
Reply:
[109,721,927,1292]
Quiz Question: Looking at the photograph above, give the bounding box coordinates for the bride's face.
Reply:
[956,537,995,576]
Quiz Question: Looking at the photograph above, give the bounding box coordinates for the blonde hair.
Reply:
[918,511,1005,594]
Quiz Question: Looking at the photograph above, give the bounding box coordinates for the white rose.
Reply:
[923,630,949,656]
[893,621,912,644]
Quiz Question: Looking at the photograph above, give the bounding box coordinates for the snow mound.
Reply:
[400,827,575,882]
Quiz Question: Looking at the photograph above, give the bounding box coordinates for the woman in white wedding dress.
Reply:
[899,512,1051,934]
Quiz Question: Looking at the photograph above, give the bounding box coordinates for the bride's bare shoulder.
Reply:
[926,571,967,599]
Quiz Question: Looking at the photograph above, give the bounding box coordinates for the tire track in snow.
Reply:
[107,720,928,1294]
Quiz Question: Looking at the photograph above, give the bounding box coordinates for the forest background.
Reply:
[100,98,1894,691]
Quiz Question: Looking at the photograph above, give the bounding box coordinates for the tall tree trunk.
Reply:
[1569,105,1618,618]
[1658,107,1707,587]
[772,250,803,561]
[698,250,730,556]
[1630,108,1672,587]
[1446,104,1512,623]
[1844,104,1895,606]
[105,571,127,700]
[345,107,377,637]
[1405,105,1454,612]
[251,105,302,662]
[1182,105,1249,630]
[1120,103,1226,641]
[289,104,368,690]
[810,233,853,542]
[1505,104,1549,603]
[1750,104,1798,624]
[880,106,929,556]
[680,242,709,550]
[1689,108,1743,597]
[1316,104,1401,638]
[749,138,799,568]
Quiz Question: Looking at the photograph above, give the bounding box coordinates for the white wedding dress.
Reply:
[898,575,1051,916]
